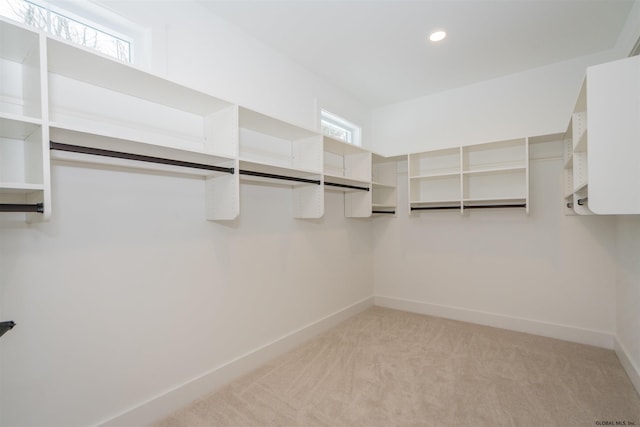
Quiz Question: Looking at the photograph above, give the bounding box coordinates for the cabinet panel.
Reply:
[587,55,640,214]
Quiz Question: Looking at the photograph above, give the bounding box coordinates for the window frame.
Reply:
[0,0,140,64]
[320,109,362,146]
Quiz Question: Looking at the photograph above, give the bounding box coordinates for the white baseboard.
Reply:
[97,296,374,427]
[615,337,640,395]
[375,295,614,349]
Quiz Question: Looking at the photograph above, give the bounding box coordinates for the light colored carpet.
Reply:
[154,307,640,427]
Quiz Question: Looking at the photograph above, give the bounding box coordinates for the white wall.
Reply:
[374,142,618,347]
[371,51,616,156]
[95,1,371,147]
[615,217,640,392]
[0,2,373,426]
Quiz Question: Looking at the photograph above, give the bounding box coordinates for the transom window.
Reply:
[321,110,361,146]
[0,0,132,62]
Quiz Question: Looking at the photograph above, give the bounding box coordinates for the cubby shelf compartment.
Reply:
[371,154,398,216]
[0,114,49,220]
[47,37,237,159]
[0,18,44,119]
[238,107,323,219]
[323,136,371,218]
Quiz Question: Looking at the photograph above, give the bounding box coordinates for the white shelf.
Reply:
[409,147,460,178]
[372,181,395,189]
[411,171,460,179]
[323,136,370,183]
[50,127,236,177]
[463,197,526,205]
[0,19,43,119]
[47,38,231,116]
[47,38,237,159]
[462,165,526,175]
[462,138,527,172]
[239,107,318,141]
[370,154,398,217]
[239,159,321,186]
[323,173,370,191]
[0,182,45,193]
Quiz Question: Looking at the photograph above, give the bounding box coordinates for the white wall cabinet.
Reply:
[565,55,640,215]
[0,19,50,221]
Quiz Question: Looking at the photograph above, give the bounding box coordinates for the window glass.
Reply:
[321,110,361,146]
[0,0,132,63]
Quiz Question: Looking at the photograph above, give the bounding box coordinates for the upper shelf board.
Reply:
[46,37,233,116]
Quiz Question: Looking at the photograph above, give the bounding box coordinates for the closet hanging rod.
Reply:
[411,203,526,211]
[577,198,588,206]
[411,205,460,211]
[465,204,526,209]
[0,203,44,213]
[372,210,395,214]
[324,182,370,191]
[239,169,321,185]
[0,321,16,338]
[50,141,235,175]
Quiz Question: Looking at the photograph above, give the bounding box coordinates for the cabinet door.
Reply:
[587,55,640,214]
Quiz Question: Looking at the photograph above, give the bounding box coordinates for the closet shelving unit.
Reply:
[371,153,398,215]
[409,138,529,214]
[45,36,240,220]
[238,107,324,218]
[322,136,371,218]
[564,54,640,215]
[564,83,591,215]
[0,19,50,221]
[409,147,462,212]
[462,138,529,212]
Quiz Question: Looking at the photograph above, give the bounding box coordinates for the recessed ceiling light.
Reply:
[429,30,446,42]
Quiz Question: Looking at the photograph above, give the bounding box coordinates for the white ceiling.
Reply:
[201,0,635,108]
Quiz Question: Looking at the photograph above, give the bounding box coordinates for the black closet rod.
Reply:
[412,203,526,211]
[50,141,235,175]
[0,321,16,338]
[372,210,395,214]
[324,181,370,191]
[239,169,321,185]
[465,204,527,209]
[0,203,44,213]
[411,205,460,211]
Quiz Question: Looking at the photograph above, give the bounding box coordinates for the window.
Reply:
[0,0,132,63]
[321,110,361,146]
